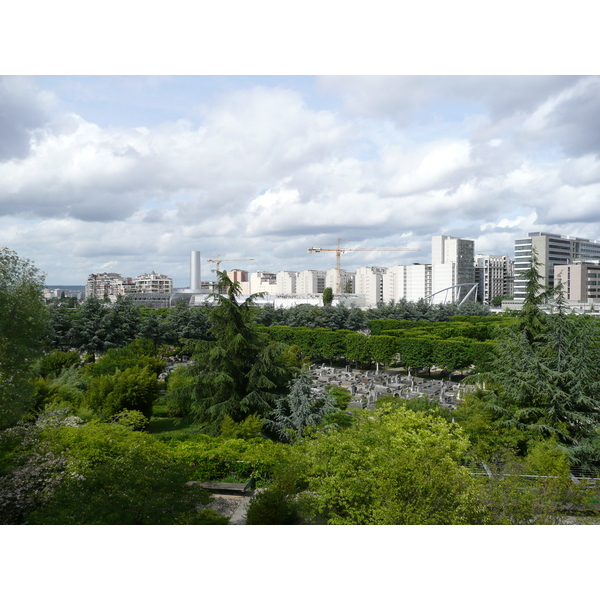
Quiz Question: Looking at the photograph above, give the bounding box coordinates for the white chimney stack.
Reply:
[190,251,201,292]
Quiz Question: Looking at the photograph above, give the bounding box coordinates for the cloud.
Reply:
[0,77,56,161]
[3,76,600,285]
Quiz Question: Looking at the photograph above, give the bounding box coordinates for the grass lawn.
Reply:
[148,402,206,439]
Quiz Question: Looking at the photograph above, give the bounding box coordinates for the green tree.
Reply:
[322,287,334,306]
[25,420,212,525]
[34,350,81,379]
[85,365,158,419]
[518,247,550,343]
[265,369,338,442]
[45,303,74,351]
[465,273,600,467]
[289,406,483,524]
[169,272,295,433]
[69,297,109,355]
[101,295,141,349]
[0,248,49,428]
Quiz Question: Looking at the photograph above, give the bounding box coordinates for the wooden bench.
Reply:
[186,479,255,496]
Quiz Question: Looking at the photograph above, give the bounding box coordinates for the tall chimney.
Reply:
[190,251,201,292]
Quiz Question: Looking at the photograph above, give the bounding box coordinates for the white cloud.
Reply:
[3,75,600,284]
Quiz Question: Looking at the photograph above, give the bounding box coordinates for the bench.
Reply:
[186,479,255,496]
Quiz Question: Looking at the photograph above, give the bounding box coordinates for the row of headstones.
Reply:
[308,365,461,411]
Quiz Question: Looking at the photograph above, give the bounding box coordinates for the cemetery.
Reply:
[307,363,463,410]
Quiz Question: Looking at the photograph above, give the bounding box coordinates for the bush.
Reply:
[245,486,300,525]
[34,350,81,378]
[85,365,158,418]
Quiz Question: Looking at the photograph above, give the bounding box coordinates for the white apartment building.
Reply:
[250,271,278,294]
[514,232,600,299]
[86,273,135,300]
[383,264,432,303]
[554,261,600,302]
[355,266,387,306]
[296,270,326,295]
[226,269,251,294]
[276,271,298,295]
[430,235,475,303]
[325,268,355,294]
[134,271,173,294]
[474,255,514,304]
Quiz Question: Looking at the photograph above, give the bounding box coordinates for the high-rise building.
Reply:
[554,261,600,302]
[355,266,387,306]
[86,273,135,299]
[297,270,326,294]
[325,268,354,294]
[431,235,475,303]
[134,271,173,294]
[250,271,277,294]
[474,255,514,304]
[383,264,431,303]
[276,271,298,294]
[514,232,600,299]
[227,269,251,294]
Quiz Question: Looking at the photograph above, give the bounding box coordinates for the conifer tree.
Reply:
[266,369,338,442]
[476,267,600,464]
[170,272,296,433]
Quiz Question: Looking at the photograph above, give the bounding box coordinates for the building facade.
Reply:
[355,266,387,306]
[276,271,298,295]
[249,271,278,295]
[134,271,173,294]
[430,235,475,303]
[474,254,514,304]
[514,232,600,299]
[325,268,355,294]
[86,273,135,300]
[554,261,600,302]
[296,270,326,295]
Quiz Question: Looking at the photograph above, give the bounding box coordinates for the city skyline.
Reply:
[3,75,600,286]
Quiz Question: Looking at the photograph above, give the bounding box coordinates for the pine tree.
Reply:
[518,247,550,343]
[170,272,296,433]
[485,273,600,462]
[265,369,338,442]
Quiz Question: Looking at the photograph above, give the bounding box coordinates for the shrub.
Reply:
[245,486,300,525]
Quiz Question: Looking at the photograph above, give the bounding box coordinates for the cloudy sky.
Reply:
[2,74,600,286]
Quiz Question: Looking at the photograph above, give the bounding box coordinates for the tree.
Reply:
[265,369,338,442]
[100,295,141,349]
[322,287,334,306]
[518,247,550,343]
[85,365,158,419]
[45,303,74,351]
[69,297,109,354]
[169,272,296,433]
[465,269,600,467]
[0,248,49,428]
[288,406,483,524]
[10,418,213,525]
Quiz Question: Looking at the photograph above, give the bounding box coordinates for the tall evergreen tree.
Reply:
[266,369,338,442]
[471,267,600,465]
[518,247,550,343]
[170,272,296,433]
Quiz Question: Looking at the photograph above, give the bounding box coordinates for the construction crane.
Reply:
[308,238,420,294]
[206,256,255,273]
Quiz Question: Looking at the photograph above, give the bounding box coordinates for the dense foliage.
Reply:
[0,248,49,428]
[2,247,600,525]
[167,273,297,433]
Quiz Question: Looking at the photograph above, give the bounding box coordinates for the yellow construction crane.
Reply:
[308,238,420,294]
[206,256,255,273]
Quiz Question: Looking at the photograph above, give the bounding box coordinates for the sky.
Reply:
[2,74,600,286]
